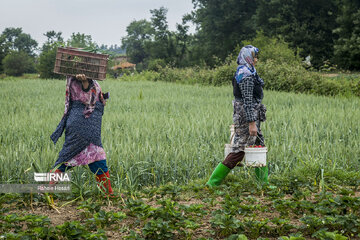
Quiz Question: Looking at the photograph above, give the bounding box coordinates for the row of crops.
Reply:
[1,78,359,190]
[1,180,360,239]
[0,77,360,239]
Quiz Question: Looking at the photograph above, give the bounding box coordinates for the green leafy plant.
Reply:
[86,210,126,228]
[312,229,348,240]
[210,211,242,238]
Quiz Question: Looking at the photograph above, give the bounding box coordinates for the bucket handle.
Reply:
[245,132,265,147]
[256,134,265,146]
[231,130,265,146]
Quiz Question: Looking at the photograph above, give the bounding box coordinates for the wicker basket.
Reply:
[53,47,109,80]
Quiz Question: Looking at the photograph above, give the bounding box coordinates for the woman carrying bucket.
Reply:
[50,74,114,196]
[206,45,268,187]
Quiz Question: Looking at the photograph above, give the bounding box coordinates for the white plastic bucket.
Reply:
[229,125,235,142]
[224,125,235,158]
[224,144,232,158]
[244,147,267,167]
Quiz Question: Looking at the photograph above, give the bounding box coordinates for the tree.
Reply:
[37,47,62,79]
[0,35,8,72]
[2,51,34,76]
[121,19,154,64]
[37,31,64,79]
[190,0,257,66]
[1,27,38,56]
[256,0,338,68]
[174,22,190,66]
[121,7,195,68]
[333,0,360,70]
[0,27,38,73]
[150,7,169,41]
[67,32,96,48]
[149,7,175,61]
[42,30,63,52]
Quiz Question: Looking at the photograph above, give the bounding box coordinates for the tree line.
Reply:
[123,0,360,70]
[0,29,124,77]
[0,0,359,77]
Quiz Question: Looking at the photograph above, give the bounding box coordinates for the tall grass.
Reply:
[0,78,359,192]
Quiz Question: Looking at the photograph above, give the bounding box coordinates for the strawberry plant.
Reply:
[125,198,153,219]
[77,198,102,218]
[86,209,126,228]
[226,234,249,240]
[312,229,348,240]
[273,199,297,217]
[243,218,270,239]
[142,219,174,240]
[56,220,107,239]
[210,212,242,238]
[270,218,297,236]
[278,236,306,240]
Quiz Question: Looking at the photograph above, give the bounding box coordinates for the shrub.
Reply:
[2,51,35,76]
[240,31,302,66]
[256,60,318,93]
[37,45,62,79]
[147,58,166,72]
[212,63,236,86]
[154,66,216,85]
[257,59,360,96]
[158,66,182,83]
[133,32,360,97]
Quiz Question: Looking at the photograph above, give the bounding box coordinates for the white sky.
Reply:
[0,0,195,48]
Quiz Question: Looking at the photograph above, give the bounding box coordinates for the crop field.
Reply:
[1,77,360,239]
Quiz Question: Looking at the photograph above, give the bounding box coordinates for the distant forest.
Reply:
[121,0,360,70]
[0,0,359,76]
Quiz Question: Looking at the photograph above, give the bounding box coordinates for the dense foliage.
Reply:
[2,184,360,239]
[0,27,37,73]
[118,0,360,70]
[2,51,34,76]
[129,33,360,97]
[189,0,257,66]
[37,46,61,79]
[37,31,64,79]
[333,0,360,70]
[255,0,338,68]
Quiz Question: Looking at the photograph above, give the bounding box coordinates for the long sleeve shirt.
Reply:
[233,74,264,122]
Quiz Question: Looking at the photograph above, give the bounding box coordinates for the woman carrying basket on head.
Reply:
[206,45,268,187]
[50,74,114,196]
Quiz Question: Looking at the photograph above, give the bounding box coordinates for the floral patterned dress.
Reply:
[63,77,106,167]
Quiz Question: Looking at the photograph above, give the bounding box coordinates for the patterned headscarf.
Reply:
[236,45,259,67]
[235,45,259,84]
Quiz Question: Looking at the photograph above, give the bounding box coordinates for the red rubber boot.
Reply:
[95,171,114,197]
[49,169,63,185]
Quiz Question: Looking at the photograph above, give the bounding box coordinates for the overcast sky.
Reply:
[0,0,195,48]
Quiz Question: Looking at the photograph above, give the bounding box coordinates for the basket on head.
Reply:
[53,47,109,80]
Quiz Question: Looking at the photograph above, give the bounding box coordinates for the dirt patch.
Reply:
[5,201,136,240]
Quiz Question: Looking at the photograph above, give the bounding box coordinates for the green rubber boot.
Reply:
[255,166,269,184]
[206,163,231,187]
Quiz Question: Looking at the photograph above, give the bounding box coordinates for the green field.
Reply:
[1,77,360,189]
[1,77,360,239]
